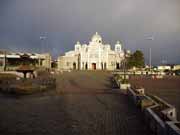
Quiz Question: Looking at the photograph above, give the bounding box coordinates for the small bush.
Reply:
[114,74,123,81]
[121,79,129,84]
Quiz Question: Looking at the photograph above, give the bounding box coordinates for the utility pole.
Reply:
[3,50,7,71]
[39,35,47,67]
[40,36,46,53]
[149,48,152,72]
[146,36,154,74]
[123,49,127,80]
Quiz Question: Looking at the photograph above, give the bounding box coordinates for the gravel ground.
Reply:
[129,76,180,120]
[0,71,151,135]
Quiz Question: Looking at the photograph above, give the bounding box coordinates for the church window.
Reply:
[116,47,120,52]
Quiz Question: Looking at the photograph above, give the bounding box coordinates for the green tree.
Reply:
[127,50,145,68]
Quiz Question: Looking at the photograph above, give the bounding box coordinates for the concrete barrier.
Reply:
[120,83,131,90]
[126,87,180,135]
[166,122,180,135]
[112,74,180,135]
[153,96,177,121]
[113,74,130,91]
[144,103,167,135]
[127,87,154,109]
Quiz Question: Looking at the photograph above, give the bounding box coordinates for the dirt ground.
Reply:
[129,75,180,120]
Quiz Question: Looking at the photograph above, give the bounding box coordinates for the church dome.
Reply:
[91,32,102,43]
[116,40,122,45]
[76,41,81,45]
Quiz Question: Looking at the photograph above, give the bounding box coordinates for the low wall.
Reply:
[127,87,180,135]
[112,73,180,135]
[0,71,24,78]
[166,122,180,135]
[113,75,131,91]
[127,87,154,109]
[144,103,167,135]
[153,96,177,120]
[0,77,56,94]
[145,106,166,135]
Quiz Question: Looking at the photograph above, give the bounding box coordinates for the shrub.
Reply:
[121,79,129,84]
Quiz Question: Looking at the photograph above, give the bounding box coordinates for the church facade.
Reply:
[58,32,128,70]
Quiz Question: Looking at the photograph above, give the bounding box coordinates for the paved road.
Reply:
[0,71,151,135]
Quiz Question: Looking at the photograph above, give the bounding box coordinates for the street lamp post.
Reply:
[123,50,127,80]
[40,36,47,53]
[146,36,154,74]
[39,35,47,67]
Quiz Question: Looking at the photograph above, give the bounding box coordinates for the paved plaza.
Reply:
[0,71,151,135]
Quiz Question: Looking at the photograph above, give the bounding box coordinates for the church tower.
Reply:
[75,41,81,52]
[115,41,122,53]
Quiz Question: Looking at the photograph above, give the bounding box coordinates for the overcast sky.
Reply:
[0,0,180,65]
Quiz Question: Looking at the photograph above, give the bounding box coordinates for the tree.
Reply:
[127,50,145,68]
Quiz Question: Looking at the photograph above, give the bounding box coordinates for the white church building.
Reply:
[58,32,129,70]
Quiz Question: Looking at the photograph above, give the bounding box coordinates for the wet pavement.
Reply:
[0,71,151,135]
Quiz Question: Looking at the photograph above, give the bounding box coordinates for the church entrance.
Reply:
[116,63,120,69]
[85,63,88,70]
[73,62,76,70]
[92,63,96,70]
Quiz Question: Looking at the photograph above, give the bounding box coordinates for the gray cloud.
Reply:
[0,0,180,65]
